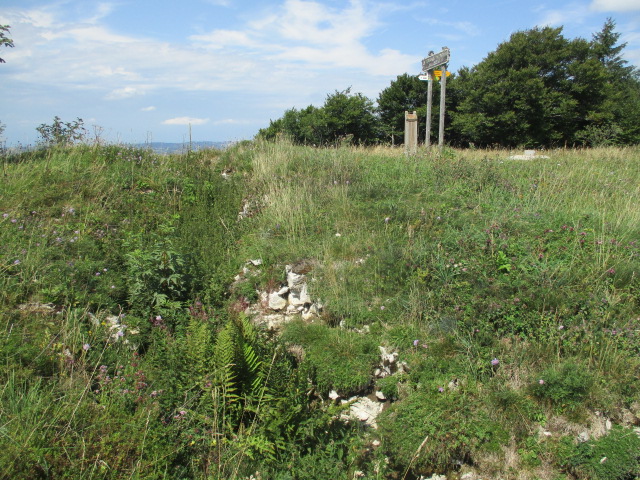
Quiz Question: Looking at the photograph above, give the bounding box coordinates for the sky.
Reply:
[1,0,640,146]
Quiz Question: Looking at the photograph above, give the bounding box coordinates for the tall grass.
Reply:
[1,141,639,479]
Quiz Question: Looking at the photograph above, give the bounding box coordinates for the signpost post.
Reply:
[419,47,450,151]
[438,60,447,150]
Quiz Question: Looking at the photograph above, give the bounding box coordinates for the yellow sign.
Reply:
[433,70,451,78]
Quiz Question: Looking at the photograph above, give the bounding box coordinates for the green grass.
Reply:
[1,141,640,479]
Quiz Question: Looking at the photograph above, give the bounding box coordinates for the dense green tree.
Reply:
[0,25,14,63]
[376,73,464,146]
[376,73,430,144]
[591,18,634,78]
[259,106,326,144]
[586,18,640,145]
[258,88,379,145]
[321,88,379,145]
[451,26,610,147]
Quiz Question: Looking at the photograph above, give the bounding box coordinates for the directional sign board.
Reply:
[421,47,450,72]
[418,74,431,81]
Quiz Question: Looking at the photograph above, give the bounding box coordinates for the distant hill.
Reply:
[138,141,234,154]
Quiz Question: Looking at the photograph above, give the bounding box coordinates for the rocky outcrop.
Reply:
[329,346,407,429]
[235,260,323,332]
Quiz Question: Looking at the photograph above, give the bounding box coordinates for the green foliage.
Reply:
[3,141,640,479]
[282,321,378,395]
[36,116,88,147]
[591,18,634,78]
[560,426,640,480]
[451,26,610,147]
[123,221,191,317]
[531,361,595,412]
[376,72,434,144]
[378,388,506,476]
[258,88,379,145]
[0,24,14,63]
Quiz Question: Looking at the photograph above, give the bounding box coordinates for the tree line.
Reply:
[258,19,640,148]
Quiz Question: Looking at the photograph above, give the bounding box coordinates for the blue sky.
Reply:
[1,0,639,145]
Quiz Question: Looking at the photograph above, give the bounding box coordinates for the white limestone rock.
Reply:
[268,292,288,311]
[346,397,384,429]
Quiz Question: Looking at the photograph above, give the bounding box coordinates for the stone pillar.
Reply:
[404,111,418,155]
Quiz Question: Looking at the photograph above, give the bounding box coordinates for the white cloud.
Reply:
[191,0,416,76]
[538,4,591,26]
[190,29,257,49]
[141,106,156,112]
[1,0,421,137]
[590,0,640,11]
[163,117,210,125]
[106,86,147,100]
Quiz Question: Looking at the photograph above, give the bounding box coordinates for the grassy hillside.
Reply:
[1,142,639,479]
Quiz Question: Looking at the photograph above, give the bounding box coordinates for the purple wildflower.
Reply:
[491,358,500,366]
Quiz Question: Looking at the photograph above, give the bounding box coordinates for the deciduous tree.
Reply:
[451,26,609,147]
[0,25,14,63]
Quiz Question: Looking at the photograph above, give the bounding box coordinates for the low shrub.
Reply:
[560,426,640,480]
[531,361,595,412]
[377,388,507,477]
[282,320,378,395]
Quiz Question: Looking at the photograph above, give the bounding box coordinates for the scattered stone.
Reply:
[268,292,288,311]
[343,396,384,429]
[301,308,318,321]
[277,286,290,296]
[254,313,295,331]
[286,304,299,315]
[619,408,638,426]
[286,265,306,289]
[289,284,311,307]
[375,391,386,402]
[329,390,340,402]
[577,431,590,443]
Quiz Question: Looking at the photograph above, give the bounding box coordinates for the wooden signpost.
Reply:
[419,47,450,151]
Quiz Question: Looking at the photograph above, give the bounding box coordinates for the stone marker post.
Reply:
[404,111,418,155]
